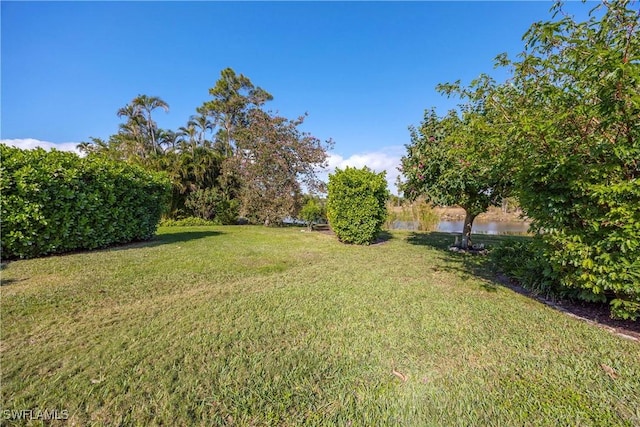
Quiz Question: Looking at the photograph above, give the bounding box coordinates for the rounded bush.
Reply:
[327,167,389,245]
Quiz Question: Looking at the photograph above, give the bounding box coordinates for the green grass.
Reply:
[1,226,639,426]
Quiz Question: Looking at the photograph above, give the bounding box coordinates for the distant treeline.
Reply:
[79,68,333,226]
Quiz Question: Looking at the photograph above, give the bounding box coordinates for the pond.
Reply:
[436,220,531,235]
[387,220,530,235]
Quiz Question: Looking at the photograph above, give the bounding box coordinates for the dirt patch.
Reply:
[312,226,334,236]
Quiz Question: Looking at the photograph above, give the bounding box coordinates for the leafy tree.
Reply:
[327,167,389,245]
[401,76,513,248]
[300,196,326,230]
[200,68,273,157]
[233,109,331,225]
[500,0,640,319]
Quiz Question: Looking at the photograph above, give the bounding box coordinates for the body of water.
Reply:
[436,220,530,235]
[388,220,530,235]
[390,220,423,231]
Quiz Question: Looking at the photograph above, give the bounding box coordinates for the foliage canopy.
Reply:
[500,0,640,319]
[401,76,513,248]
[80,68,332,225]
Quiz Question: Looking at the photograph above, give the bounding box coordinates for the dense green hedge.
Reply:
[327,167,388,245]
[1,145,171,259]
[159,217,217,227]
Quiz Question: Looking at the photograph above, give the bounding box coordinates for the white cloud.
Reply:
[320,146,405,194]
[1,138,82,154]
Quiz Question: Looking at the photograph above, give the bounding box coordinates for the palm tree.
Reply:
[132,95,169,155]
[77,137,109,155]
[118,120,147,159]
[192,113,214,149]
[116,103,142,121]
[116,101,149,158]
[177,122,198,154]
[157,129,180,153]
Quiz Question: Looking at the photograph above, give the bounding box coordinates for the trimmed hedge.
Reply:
[1,145,171,259]
[327,166,389,245]
[159,217,217,227]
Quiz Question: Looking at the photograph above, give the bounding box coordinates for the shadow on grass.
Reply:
[0,277,28,286]
[374,231,394,244]
[0,263,25,286]
[107,230,223,252]
[407,231,640,339]
[407,231,529,252]
[406,231,530,292]
[2,230,224,263]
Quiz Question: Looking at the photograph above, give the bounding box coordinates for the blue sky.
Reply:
[1,1,594,190]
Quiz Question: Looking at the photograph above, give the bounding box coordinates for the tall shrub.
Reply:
[327,167,389,245]
[184,187,238,224]
[501,1,640,319]
[1,146,171,259]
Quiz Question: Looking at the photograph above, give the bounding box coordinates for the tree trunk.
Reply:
[460,210,477,249]
[147,109,158,155]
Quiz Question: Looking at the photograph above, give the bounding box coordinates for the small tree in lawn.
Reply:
[401,76,513,249]
[327,167,389,245]
[300,196,325,230]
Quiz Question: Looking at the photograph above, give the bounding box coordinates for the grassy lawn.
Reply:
[1,226,639,426]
